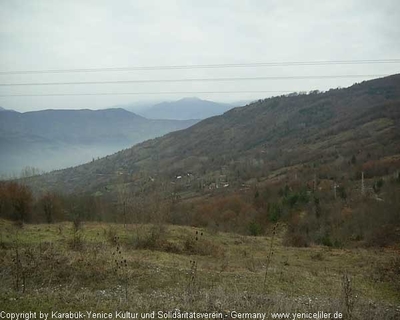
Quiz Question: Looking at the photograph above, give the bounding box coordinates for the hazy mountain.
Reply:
[0,108,198,175]
[23,75,400,195]
[137,97,234,120]
[113,100,165,113]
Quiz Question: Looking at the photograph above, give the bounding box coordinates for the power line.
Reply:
[0,74,387,87]
[0,90,296,97]
[0,59,399,75]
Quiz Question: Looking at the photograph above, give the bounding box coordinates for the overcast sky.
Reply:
[0,0,399,112]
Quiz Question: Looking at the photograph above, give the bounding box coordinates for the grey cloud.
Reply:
[0,0,399,112]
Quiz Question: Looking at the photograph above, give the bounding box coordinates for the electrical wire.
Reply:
[0,59,398,75]
[0,90,298,97]
[0,74,387,87]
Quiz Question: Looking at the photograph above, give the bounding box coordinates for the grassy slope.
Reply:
[0,220,398,316]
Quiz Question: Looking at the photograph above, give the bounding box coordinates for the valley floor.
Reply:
[0,220,399,319]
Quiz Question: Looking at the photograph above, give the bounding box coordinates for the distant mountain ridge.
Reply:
[0,108,198,175]
[137,97,235,120]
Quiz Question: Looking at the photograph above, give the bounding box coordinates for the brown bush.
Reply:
[183,236,223,257]
[0,182,33,223]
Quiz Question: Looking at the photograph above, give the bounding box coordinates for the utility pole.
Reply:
[334,182,337,199]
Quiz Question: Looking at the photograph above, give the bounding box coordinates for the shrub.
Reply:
[0,182,33,223]
[284,193,299,208]
[248,221,263,236]
[39,192,63,223]
[284,232,309,247]
[183,231,223,257]
[134,224,166,250]
[268,202,282,222]
[320,234,333,247]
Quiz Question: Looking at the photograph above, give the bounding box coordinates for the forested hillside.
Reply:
[24,75,400,195]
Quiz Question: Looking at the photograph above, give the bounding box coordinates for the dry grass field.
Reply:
[0,220,399,319]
